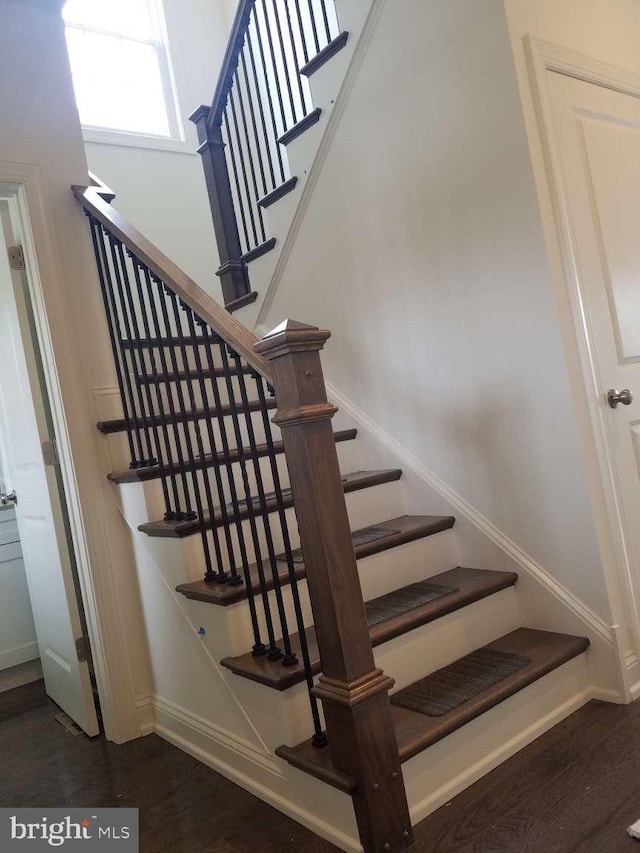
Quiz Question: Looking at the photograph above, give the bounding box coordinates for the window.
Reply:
[63,0,183,145]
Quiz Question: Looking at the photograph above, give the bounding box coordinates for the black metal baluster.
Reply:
[169,296,228,583]
[292,0,310,64]
[306,0,321,54]
[233,64,267,243]
[239,48,269,200]
[223,105,252,253]
[217,340,281,659]
[228,86,259,249]
[142,267,194,519]
[234,360,296,666]
[199,326,266,657]
[153,279,217,583]
[127,256,180,519]
[258,0,289,134]
[185,312,240,585]
[318,0,332,45]
[96,229,148,466]
[185,307,242,584]
[87,215,138,468]
[110,241,159,469]
[249,6,286,183]
[271,0,299,127]
[282,0,309,116]
[254,375,327,744]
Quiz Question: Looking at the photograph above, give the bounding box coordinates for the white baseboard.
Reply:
[149,693,361,852]
[409,685,590,825]
[0,659,43,693]
[0,641,39,671]
[152,693,282,776]
[135,695,154,736]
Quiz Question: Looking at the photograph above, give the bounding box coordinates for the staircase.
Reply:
[190,0,377,319]
[75,181,591,852]
[71,5,595,849]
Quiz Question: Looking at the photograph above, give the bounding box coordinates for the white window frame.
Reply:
[64,0,190,153]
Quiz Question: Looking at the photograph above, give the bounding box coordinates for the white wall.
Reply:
[258,0,613,620]
[84,0,233,299]
[0,0,152,738]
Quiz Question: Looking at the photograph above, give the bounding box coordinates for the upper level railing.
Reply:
[73,181,412,850]
[190,0,343,310]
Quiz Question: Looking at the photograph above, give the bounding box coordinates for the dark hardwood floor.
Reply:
[2,681,640,852]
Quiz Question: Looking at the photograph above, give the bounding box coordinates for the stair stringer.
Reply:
[321,377,627,703]
[232,0,383,329]
[114,480,363,853]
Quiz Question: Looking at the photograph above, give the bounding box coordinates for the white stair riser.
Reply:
[402,655,590,826]
[217,527,459,646]
[108,425,359,501]
[377,586,520,692]
[153,478,405,577]
[222,586,521,745]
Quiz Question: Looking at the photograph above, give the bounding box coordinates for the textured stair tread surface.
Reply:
[139,469,402,538]
[220,567,518,689]
[393,628,589,761]
[97,398,276,434]
[275,627,589,791]
[176,514,456,605]
[108,429,357,484]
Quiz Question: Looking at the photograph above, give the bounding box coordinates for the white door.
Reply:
[547,72,640,643]
[0,202,99,735]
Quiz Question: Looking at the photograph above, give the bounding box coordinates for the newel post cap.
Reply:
[254,319,331,360]
[188,104,211,125]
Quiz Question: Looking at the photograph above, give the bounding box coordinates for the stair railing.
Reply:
[190,0,343,310]
[74,183,412,851]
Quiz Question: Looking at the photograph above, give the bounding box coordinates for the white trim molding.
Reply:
[152,694,283,777]
[0,162,140,742]
[325,378,613,644]
[523,37,640,681]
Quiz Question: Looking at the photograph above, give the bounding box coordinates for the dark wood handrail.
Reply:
[72,185,271,380]
[88,171,116,203]
[207,0,255,129]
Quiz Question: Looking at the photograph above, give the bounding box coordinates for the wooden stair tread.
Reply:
[300,31,349,77]
[176,514,455,605]
[259,176,298,209]
[136,365,254,384]
[139,469,402,538]
[277,107,322,146]
[275,628,590,793]
[120,336,208,348]
[108,428,357,484]
[220,567,517,689]
[97,397,276,434]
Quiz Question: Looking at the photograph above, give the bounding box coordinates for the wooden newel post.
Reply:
[190,105,251,307]
[255,320,413,853]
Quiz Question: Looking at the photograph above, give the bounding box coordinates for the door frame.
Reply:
[0,161,140,741]
[525,38,640,699]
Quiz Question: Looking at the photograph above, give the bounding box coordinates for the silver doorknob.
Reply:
[607,388,633,408]
[0,490,17,505]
